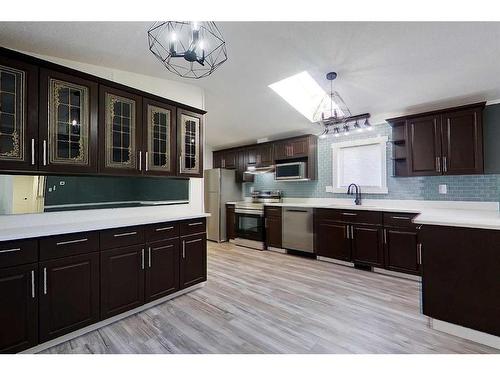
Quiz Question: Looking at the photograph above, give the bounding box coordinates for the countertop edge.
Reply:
[0,213,210,242]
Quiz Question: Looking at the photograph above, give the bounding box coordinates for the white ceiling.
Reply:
[1,22,500,149]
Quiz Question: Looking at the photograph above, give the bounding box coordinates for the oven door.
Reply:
[235,210,264,241]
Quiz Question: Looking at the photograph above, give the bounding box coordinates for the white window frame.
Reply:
[331,136,388,194]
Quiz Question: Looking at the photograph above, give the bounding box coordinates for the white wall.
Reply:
[23,51,207,213]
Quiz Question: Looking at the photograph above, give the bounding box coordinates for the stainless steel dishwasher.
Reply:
[282,207,314,253]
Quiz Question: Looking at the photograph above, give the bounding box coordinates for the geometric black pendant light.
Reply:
[147,21,228,79]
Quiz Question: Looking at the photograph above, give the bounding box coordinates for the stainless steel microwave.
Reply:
[274,162,308,180]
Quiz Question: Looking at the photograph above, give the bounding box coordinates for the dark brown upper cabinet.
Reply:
[39,68,98,174]
[142,97,177,176]
[388,102,485,177]
[213,150,223,168]
[99,85,142,175]
[441,107,483,175]
[213,134,317,181]
[177,108,203,178]
[408,114,442,176]
[0,56,39,172]
[256,144,273,167]
[274,136,310,160]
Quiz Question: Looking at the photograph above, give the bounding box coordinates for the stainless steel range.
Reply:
[231,190,282,250]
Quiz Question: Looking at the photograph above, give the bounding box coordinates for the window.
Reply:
[331,136,388,193]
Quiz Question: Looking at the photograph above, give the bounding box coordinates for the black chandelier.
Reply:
[313,72,372,138]
[147,21,227,79]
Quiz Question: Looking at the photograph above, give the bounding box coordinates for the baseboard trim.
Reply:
[430,318,500,350]
[267,246,287,254]
[373,267,421,282]
[21,282,206,354]
[317,256,354,267]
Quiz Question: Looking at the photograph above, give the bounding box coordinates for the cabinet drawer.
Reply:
[0,239,38,269]
[180,218,207,237]
[383,212,418,228]
[145,222,180,243]
[100,226,145,250]
[315,208,382,225]
[265,206,282,217]
[40,232,99,260]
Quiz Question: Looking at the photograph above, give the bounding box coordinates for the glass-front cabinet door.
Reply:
[177,108,203,177]
[143,98,176,176]
[0,56,38,171]
[39,68,98,173]
[99,85,142,175]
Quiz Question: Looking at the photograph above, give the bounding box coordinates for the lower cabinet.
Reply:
[421,225,500,337]
[316,221,351,261]
[180,233,207,289]
[351,225,384,267]
[145,239,179,302]
[39,253,100,342]
[226,204,236,240]
[384,228,420,275]
[0,217,207,353]
[0,264,38,353]
[100,245,145,320]
[264,206,282,249]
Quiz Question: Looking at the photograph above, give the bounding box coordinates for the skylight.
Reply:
[269,71,341,122]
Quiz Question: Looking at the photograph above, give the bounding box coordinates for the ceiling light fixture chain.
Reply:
[147,21,228,79]
[313,71,372,138]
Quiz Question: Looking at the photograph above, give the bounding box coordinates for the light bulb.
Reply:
[170,32,177,42]
[192,22,200,31]
[334,133,340,138]
[71,120,77,126]
[198,40,205,50]
[319,133,327,139]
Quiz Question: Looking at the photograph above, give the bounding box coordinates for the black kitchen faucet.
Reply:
[347,183,362,205]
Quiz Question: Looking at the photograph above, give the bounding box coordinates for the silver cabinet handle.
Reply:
[443,156,448,173]
[186,238,202,244]
[188,222,204,226]
[155,226,174,232]
[182,240,186,259]
[138,151,142,171]
[391,216,411,220]
[179,155,182,172]
[113,231,137,238]
[43,267,47,295]
[56,238,88,246]
[383,229,387,244]
[436,157,441,173]
[31,138,35,165]
[0,247,21,254]
[148,247,151,268]
[342,212,357,216]
[43,140,47,166]
[345,225,349,239]
[31,270,35,299]
[417,243,422,265]
[153,244,174,251]
[141,248,145,270]
[351,226,354,239]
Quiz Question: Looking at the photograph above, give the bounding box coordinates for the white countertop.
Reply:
[227,198,500,230]
[0,205,209,241]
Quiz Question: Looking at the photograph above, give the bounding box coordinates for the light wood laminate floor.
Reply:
[42,242,499,354]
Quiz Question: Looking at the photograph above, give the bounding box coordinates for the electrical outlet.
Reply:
[439,184,447,194]
[326,186,334,193]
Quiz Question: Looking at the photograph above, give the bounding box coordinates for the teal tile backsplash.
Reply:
[244,123,500,202]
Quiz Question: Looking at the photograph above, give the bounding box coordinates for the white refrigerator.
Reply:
[204,169,242,242]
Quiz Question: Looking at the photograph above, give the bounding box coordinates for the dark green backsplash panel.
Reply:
[44,175,189,210]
